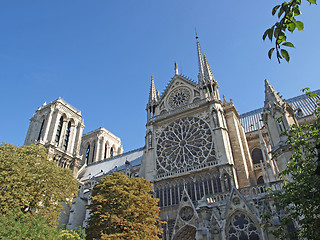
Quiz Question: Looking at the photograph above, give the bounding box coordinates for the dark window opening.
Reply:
[63,121,71,151]
[257,176,265,185]
[252,148,263,165]
[55,117,63,144]
[104,144,107,159]
[85,145,90,165]
[92,144,95,163]
[110,147,114,157]
[37,119,45,141]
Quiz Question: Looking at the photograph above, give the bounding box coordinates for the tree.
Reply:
[0,143,78,226]
[263,0,317,63]
[0,210,85,240]
[263,89,320,239]
[86,172,162,240]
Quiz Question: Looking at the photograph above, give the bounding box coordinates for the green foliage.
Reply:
[58,228,86,240]
[0,143,78,226]
[0,210,60,240]
[264,89,320,239]
[263,0,317,63]
[0,210,85,240]
[86,172,162,240]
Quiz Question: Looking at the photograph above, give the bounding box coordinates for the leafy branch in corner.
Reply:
[263,0,317,63]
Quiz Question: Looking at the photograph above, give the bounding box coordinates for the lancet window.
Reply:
[251,148,263,165]
[63,121,72,151]
[104,143,107,159]
[55,117,63,144]
[110,147,114,157]
[92,144,95,163]
[85,145,90,164]
[37,119,45,141]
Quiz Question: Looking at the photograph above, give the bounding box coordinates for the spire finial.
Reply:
[196,34,205,86]
[264,79,284,107]
[148,75,158,105]
[174,61,179,75]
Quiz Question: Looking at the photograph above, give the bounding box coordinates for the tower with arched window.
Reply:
[24,97,84,175]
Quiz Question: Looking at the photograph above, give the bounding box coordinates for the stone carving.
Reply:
[180,206,194,221]
[167,87,191,109]
[156,117,215,174]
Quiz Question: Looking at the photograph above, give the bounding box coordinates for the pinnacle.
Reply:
[264,80,284,107]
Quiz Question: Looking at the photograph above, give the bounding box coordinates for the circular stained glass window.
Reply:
[167,87,191,109]
[156,117,215,173]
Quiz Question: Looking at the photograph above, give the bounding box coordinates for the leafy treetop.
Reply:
[86,172,162,240]
[0,143,78,226]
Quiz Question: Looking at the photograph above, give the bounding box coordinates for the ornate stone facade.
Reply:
[24,38,320,239]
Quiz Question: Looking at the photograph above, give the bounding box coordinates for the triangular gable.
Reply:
[171,186,199,238]
[158,74,199,104]
[224,186,260,222]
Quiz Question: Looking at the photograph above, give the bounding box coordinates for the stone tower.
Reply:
[24,98,84,175]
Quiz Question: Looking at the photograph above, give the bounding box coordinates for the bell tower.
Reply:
[25,98,84,175]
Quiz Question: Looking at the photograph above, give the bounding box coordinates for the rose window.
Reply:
[167,88,191,109]
[156,117,215,174]
[227,213,260,240]
[180,206,194,221]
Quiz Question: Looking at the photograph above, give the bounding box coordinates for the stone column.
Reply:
[59,119,68,149]
[42,106,54,144]
[74,121,84,157]
[94,137,100,163]
[67,123,76,154]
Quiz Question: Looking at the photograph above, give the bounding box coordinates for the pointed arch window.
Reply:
[63,121,71,151]
[251,148,263,165]
[104,143,107,159]
[110,147,113,157]
[55,117,63,144]
[92,144,95,163]
[37,119,45,141]
[227,212,260,240]
[257,176,264,185]
[85,145,90,165]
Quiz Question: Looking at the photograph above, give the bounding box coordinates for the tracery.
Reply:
[156,117,215,175]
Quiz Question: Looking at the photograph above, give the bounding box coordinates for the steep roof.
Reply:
[78,147,144,182]
[240,90,320,133]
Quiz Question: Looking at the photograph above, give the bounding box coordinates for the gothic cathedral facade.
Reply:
[24,38,319,240]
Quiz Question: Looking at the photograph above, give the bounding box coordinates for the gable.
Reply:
[157,75,200,115]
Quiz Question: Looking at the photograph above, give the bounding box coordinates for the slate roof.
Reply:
[78,147,144,182]
[240,90,320,133]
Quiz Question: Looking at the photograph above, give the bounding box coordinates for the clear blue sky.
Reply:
[0,1,319,152]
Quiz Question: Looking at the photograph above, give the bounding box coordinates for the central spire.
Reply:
[196,35,205,86]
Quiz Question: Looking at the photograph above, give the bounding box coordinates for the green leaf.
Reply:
[281,49,290,62]
[268,28,273,41]
[307,0,316,4]
[278,6,285,18]
[263,29,269,40]
[268,48,275,59]
[282,42,295,48]
[272,5,281,16]
[277,35,286,44]
[293,7,301,16]
[294,20,304,31]
[287,22,296,32]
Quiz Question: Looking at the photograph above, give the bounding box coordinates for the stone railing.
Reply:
[206,192,230,204]
[204,180,283,204]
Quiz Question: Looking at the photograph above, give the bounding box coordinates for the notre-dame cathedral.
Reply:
[24,37,319,240]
